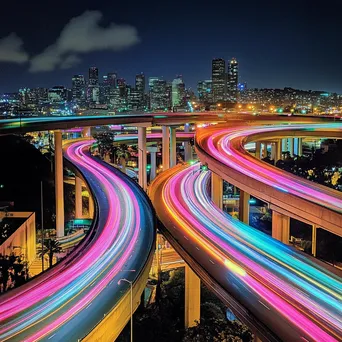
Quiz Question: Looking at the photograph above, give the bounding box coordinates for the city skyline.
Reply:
[0,0,342,93]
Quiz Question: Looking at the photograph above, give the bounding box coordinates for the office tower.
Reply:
[212,58,226,103]
[87,67,99,104]
[135,73,145,95]
[72,75,85,103]
[171,75,185,108]
[135,73,145,109]
[107,72,117,87]
[100,75,110,105]
[227,58,238,102]
[197,80,213,104]
[149,78,170,110]
[88,67,99,85]
[128,89,141,110]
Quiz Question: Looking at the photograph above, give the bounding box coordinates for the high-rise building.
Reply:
[212,58,226,103]
[135,73,145,95]
[227,58,238,102]
[88,67,99,86]
[99,75,111,105]
[72,75,85,103]
[107,73,117,87]
[171,75,185,108]
[135,73,145,109]
[149,78,170,110]
[87,67,99,104]
[197,80,213,104]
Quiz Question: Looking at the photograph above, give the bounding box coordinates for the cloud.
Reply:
[30,11,140,72]
[60,54,82,70]
[0,33,29,64]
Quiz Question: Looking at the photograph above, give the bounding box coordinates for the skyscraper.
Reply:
[88,67,99,86]
[135,73,145,109]
[212,58,226,103]
[107,73,117,87]
[227,58,238,103]
[72,75,85,103]
[171,76,185,108]
[135,73,145,95]
[87,67,99,104]
[149,78,170,110]
[197,80,213,104]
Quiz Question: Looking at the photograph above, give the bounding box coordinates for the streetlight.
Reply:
[118,278,133,342]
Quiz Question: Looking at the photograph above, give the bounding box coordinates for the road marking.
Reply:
[48,334,56,339]
[184,236,189,240]
[195,246,200,251]
[86,303,93,310]
[209,259,215,265]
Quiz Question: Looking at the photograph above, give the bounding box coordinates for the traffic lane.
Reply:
[151,167,339,341]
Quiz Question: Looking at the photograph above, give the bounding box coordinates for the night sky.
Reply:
[0,0,341,94]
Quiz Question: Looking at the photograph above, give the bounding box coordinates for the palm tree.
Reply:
[39,239,62,268]
[116,144,130,174]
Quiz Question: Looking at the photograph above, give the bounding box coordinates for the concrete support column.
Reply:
[312,225,317,257]
[88,193,94,219]
[138,126,147,190]
[170,127,177,168]
[275,140,282,164]
[262,142,268,158]
[185,265,200,328]
[298,138,303,156]
[255,141,261,159]
[288,138,294,157]
[148,146,158,181]
[272,211,290,244]
[54,131,64,237]
[162,126,170,170]
[82,127,91,138]
[184,142,193,162]
[75,176,83,219]
[211,172,223,209]
[271,143,276,161]
[239,190,250,224]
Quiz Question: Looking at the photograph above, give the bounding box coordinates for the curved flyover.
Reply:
[0,140,155,341]
[149,162,342,341]
[196,122,342,235]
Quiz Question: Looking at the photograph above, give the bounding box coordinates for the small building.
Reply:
[0,211,36,266]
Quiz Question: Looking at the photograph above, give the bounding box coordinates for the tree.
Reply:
[0,253,28,293]
[116,144,130,174]
[93,131,117,162]
[39,239,62,268]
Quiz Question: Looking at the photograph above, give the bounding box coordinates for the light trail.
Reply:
[0,140,154,341]
[197,123,342,213]
[150,163,342,341]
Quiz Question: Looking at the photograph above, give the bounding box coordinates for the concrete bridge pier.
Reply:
[272,211,290,244]
[75,176,83,219]
[185,265,200,328]
[54,130,65,237]
[162,126,170,170]
[82,127,91,138]
[88,194,94,219]
[312,224,317,257]
[148,146,158,182]
[211,172,223,209]
[170,127,177,167]
[255,141,261,159]
[239,190,250,225]
[138,126,147,190]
